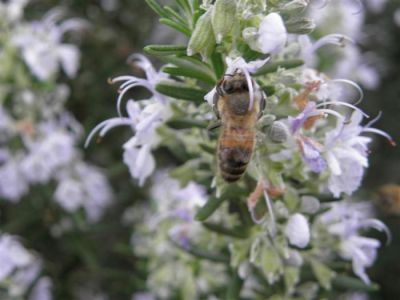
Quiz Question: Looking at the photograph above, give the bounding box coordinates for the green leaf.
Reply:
[226,271,243,299]
[284,266,300,294]
[144,44,187,56]
[162,66,215,85]
[160,18,191,36]
[203,222,248,239]
[332,274,380,292]
[310,260,336,290]
[145,0,170,18]
[261,244,282,283]
[170,238,229,263]
[176,0,192,15]
[155,80,207,103]
[167,117,207,129]
[210,51,225,79]
[164,5,188,25]
[162,56,216,83]
[229,241,250,268]
[195,196,226,221]
[283,187,300,213]
[254,59,304,76]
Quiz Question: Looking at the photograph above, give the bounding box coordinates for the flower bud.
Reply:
[258,114,276,128]
[285,17,315,34]
[268,121,289,143]
[212,0,236,43]
[281,0,310,15]
[187,9,215,59]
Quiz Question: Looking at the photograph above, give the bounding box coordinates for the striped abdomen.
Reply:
[218,126,255,182]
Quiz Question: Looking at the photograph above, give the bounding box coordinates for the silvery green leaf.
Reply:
[144,44,187,56]
[261,244,283,284]
[310,260,336,290]
[254,59,304,76]
[284,266,300,294]
[155,80,207,103]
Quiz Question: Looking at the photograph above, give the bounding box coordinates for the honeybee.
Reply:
[211,69,265,182]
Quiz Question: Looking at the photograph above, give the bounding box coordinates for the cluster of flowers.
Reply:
[0,2,112,220]
[87,0,393,298]
[0,2,113,298]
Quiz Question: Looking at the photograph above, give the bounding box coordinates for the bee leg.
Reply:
[258,93,266,119]
[207,121,222,131]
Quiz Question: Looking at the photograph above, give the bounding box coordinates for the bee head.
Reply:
[219,70,248,94]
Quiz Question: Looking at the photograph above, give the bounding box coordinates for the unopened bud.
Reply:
[212,0,236,43]
[187,9,215,58]
[268,121,289,143]
[285,17,315,34]
[258,114,276,128]
[281,0,310,15]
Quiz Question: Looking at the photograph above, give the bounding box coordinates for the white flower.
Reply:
[0,0,28,23]
[75,163,113,222]
[0,234,35,281]
[298,34,353,68]
[319,201,390,284]
[340,236,380,284]
[243,13,287,55]
[12,8,86,80]
[86,55,171,186]
[123,144,155,187]
[29,277,53,300]
[0,157,28,202]
[285,213,310,248]
[324,111,393,197]
[54,178,85,212]
[21,131,76,184]
[132,292,155,300]
[175,182,207,208]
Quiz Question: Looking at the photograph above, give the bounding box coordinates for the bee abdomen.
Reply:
[218,146,252,182]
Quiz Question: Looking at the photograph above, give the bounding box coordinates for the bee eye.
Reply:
[241,82,248,91]
[223,81,235,94]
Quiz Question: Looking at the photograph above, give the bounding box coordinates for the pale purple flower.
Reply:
[54,162,112,221]
[21,131,76,184]
[298,136,327,173]
[132,292,155,300]
[75,163,113,222]
[123,144,155,187]
[324,111,394,197]
[319,201,390,284]
[0,234,41,296]
[0,157,28,202]
[243,13,287,55]
[86,55,171,185]
[10,260,42,297]
[12,8,87,80]
[308,0,365,40]
[298,34,353,68]
[285,213,310,248]
[54,178,85,212]
[29,277,53,300]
